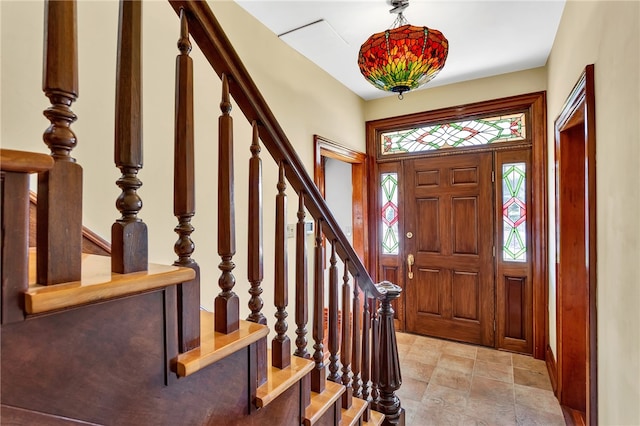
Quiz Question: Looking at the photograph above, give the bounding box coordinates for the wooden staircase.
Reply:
[0,1,403,425]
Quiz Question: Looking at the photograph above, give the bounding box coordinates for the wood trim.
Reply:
[29,192,111,256]
[256,350,315,408]
[546,344,558,394]
[554,64,597,425]
[1,172,30,324]
[366,92,547,356]
[0,149,54,174]
[313,135,369,272]
[495,149,533,354]
[177,312,270,377]
[1,404,99,425]
[530,93,548,360]
[25,251,196,314]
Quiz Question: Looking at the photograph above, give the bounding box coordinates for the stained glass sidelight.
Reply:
[381,172,399,255]
[502,163,526,262]
[381,113,526,155]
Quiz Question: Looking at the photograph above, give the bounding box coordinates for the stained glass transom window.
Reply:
[502,163,526,262]
[381,112,526,155]
[381,172,399,255]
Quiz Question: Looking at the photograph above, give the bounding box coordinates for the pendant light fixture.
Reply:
[358,0,448,99]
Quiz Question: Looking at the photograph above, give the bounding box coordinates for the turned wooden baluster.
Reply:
[374,281,404,425]
[294,192,309,358]
[340,259,353,409]
[361,294,372,421]
[247,121,265,325]
[112,0,147,274]
[311,219,326,393]
[272,162,290,369]
[38,0,83,285]
[328,242,340,383]
[173,8,200,352]
[351,277,363,399]
[215,74,239,334]
[371,298,380,405]
[247,121,267,385]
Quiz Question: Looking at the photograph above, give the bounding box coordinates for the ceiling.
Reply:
[235,0,566,100]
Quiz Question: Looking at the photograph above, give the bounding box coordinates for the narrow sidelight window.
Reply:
[502,162,527,262]
[381,172,399,255]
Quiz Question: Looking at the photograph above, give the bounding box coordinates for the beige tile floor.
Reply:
[395,332,565,426]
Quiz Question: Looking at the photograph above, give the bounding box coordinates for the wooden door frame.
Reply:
[366,92,548,359]
[313,135,369,271]
[553,64,597,424]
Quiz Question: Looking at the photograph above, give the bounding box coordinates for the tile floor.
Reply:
[395,332,565,425]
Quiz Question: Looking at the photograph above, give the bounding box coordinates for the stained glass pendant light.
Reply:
[358,0,448,99]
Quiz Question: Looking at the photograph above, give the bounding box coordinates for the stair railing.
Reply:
[8,0,404,423]
[167,1,404,423]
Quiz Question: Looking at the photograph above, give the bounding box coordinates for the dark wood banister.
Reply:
[168,0,385,300]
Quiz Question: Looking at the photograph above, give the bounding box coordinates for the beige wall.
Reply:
[546,1,640,424]
[364,67,547,121]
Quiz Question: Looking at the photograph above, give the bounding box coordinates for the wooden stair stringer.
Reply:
[256,351,314,408]
[304,380,345,426]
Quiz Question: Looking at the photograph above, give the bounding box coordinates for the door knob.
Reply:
[407,253,414,279]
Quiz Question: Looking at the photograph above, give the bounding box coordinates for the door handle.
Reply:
[407,254,414,279]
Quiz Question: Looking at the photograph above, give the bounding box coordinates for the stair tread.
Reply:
[304,380,345,426]
[24,249,195,314]
[365,409,385,426]
[177,311,269,377]
[255,352,314,408]
[341,397,368,426]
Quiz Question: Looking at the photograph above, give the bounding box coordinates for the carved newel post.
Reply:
[374,281,404,426]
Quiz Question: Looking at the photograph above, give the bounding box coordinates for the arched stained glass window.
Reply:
[381,112,526,155]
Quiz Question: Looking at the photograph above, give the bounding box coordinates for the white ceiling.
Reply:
[235,0,566,100]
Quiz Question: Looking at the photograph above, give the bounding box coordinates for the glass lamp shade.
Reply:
[358,25,448,96]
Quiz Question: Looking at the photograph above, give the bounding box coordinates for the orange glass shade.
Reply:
[358,24,448,96]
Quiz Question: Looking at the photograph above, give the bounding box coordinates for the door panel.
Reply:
[452,197,479,255]
[416,199,440,252]
[416,268,442,315]
[405,152,494,346]
[452,271,479,320]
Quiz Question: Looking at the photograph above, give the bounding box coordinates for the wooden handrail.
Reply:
[168,0,384,300]
[1,149,54,174]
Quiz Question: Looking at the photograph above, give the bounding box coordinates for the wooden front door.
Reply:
[404,152,495,346]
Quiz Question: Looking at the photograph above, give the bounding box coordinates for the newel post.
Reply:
[374,281,404,426]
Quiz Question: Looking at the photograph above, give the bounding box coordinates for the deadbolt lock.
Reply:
[406,231,413,239]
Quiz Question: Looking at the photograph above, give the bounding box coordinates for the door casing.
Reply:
[366,92,547,358]
[553,64,597,424]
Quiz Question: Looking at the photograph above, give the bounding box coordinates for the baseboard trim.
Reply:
[545,344,558,395]
[561,405,586,426]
